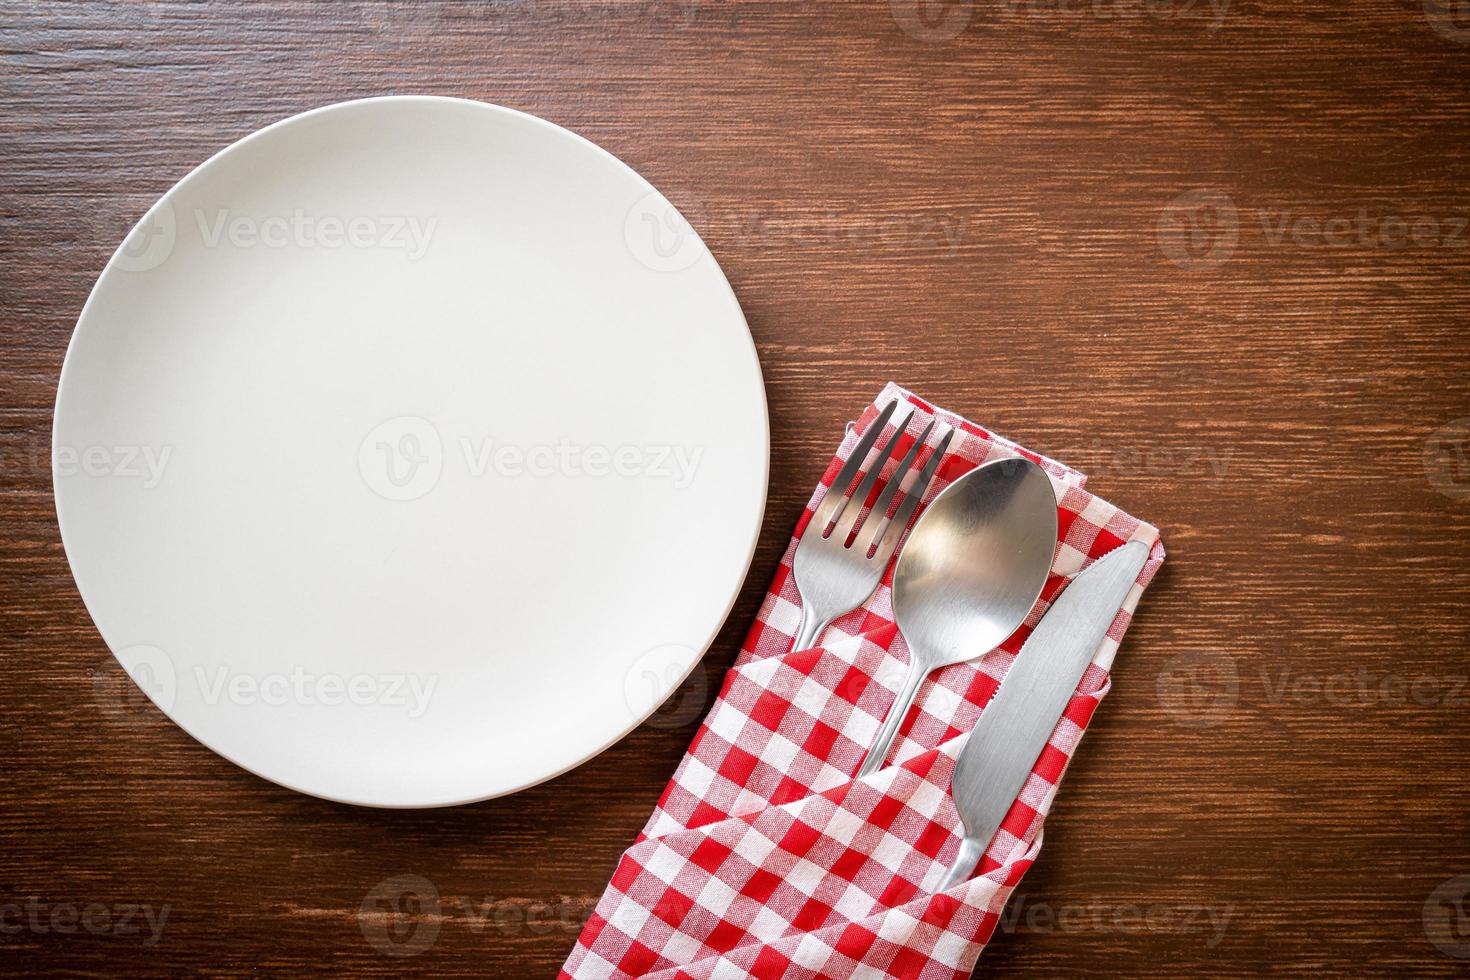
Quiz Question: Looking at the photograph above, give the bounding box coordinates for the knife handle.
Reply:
[937,835,985,891]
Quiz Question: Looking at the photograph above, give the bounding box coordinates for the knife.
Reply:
[937,540,1149,890]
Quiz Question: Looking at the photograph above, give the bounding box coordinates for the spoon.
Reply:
[855,456,1058,778]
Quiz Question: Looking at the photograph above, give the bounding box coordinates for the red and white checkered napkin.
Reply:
[562,384,1164,980]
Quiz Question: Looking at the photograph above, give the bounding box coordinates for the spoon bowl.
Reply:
[856,456,1057,778]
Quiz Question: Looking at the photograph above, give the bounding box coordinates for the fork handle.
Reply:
[792,606,833,654]
[857,660,928,779]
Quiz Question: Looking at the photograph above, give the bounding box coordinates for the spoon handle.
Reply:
[857,660,929,778]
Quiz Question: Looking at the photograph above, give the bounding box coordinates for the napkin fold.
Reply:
[562,384,1164,980]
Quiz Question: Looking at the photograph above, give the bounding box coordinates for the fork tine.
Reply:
[810,400,898,533]
[855,419,934,556]
[870,427,954,565]
[831,410,914,542]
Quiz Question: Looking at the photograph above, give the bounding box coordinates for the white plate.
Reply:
[54,97,768,808]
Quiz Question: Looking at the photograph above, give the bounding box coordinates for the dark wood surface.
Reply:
[3,1,1469,976]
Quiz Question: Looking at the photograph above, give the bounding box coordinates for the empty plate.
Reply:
[53,96,768,807]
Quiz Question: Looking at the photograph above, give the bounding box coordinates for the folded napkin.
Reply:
[562,384,1164,980]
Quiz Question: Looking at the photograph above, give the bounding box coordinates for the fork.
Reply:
[789,401,954,653]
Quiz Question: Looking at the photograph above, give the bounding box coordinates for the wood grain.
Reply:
[2,0,1469,976]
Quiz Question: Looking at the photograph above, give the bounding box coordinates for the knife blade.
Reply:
[937,540,1149,890]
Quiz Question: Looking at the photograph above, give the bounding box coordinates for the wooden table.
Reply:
[4,1,1468,975]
